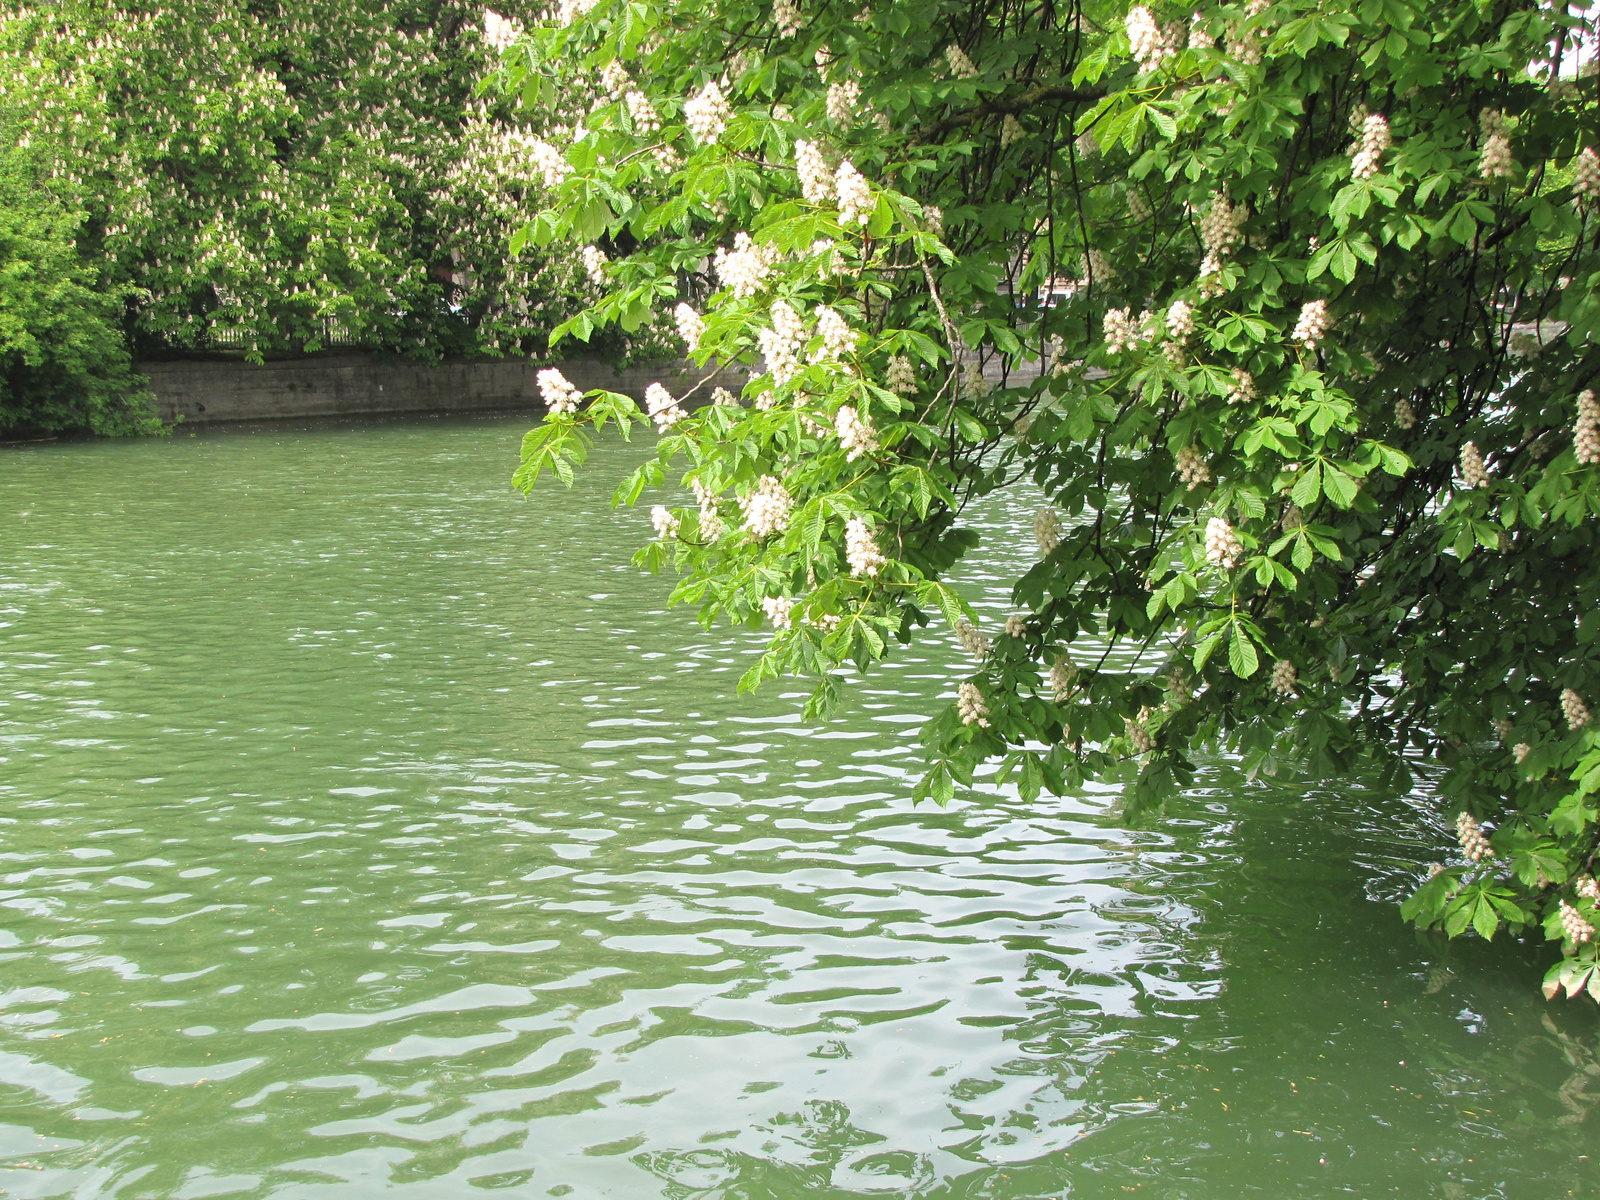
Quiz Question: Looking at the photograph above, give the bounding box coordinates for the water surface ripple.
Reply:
[0,416,1595,1198]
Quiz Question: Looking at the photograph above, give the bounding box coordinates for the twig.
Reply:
[918,82,1103,142]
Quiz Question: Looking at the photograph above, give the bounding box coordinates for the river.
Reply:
[1,414,1595,1198]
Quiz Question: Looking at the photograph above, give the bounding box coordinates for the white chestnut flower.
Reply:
[772,0,800,38]
[1479,130,1514,180]
[795,138,834,204]
[957,681,991,726]
[537,368,583,416]
[1103,307,1141,355]
[1166,299,1195,344]
[886,354,917,395]
[1395,397,1416,429]
[691,479,725,540]
[835,159,871,225]
[742,475,793,538]
[955,617,990,660]
[1035,506,1062,555]
[580,244,607,286]
[1455,811,1493,861]
[756,299,806,385]
[713,231,769,298]
[1126,5,1177,72]
[826,78,860,126]
[1200,193,1244,258]
[674,303,705,351]
[1573,389,1599,464]
[812,306,858,361]
[1050,654,1077,701]
[555,0,599,24]
[645,382,687,432]
[1561,899,1595,945]
[834,405,878,461]
[624,88,661,132]
[683,80,731,143]
[1227,21,1262,66]
[844,517,887,576]
[945,44,978,78]
[483,10,522,51]
[1350,111,1391,179]
[650,505,681,539]
[961,360,990,398]
[1270,659,1297,695]
[599,61,629,101]
[1290,299,1330,349]
[1562,687,1590,730]
[762,595,794,628]
[1226,368,1255,405]
[1204,516,1242,569]
[1574,147,1600,199]
[529,139,570,188]
[1082,247,1113,282]
[1125,714,1154,753]
[1457,440,1490,489]
[1175,445,1211,489]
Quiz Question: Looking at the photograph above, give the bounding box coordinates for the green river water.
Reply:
[1,414,1597,1199]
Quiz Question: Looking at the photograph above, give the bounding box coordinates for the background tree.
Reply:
[0,0,622,435]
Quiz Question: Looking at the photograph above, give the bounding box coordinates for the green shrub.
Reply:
[0,168,157,438]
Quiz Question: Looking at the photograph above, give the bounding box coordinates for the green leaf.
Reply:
[1146,105,1177,140]
[1471,893,1500,941]
[1291,462,1323,507]
[1290,532,1314,571]
[1228,623,1260,678]
[1321,465,1359,508]
[1446,202,1478,245]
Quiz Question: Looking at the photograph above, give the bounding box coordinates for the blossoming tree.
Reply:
[501,0,1600,1001]
[0,0,584,385]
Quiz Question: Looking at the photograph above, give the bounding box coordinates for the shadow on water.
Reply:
[0,415,1595,1198]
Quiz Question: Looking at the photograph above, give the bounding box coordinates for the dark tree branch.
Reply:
[918,82,1103,142]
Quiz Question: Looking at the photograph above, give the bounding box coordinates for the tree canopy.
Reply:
[502,0,1600,1001]
[0,0,611,434]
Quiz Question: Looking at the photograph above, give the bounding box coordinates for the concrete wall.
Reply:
[137,354,742,425]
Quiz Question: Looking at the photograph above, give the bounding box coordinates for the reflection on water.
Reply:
[0,415,1595,1198]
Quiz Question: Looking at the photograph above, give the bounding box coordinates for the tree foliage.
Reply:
[0,0,596,380]
[500,0,1600,999]
[0,154,157,437]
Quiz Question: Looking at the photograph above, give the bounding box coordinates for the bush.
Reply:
[0,168,157,438]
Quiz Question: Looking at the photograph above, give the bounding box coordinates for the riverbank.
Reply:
[136,353,741,425]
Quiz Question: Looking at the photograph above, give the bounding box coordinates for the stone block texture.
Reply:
[138,355,744,425]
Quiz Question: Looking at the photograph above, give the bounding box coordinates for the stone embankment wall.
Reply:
[138,354,739,425]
